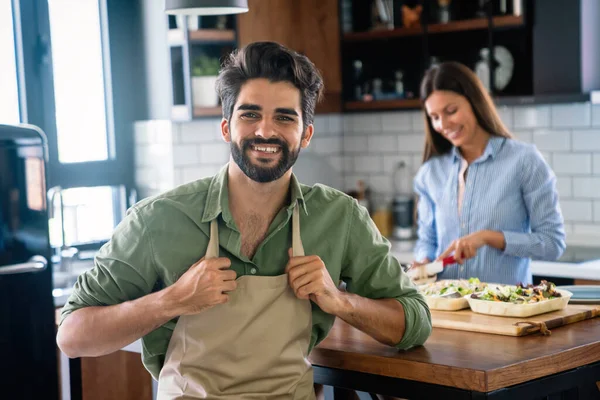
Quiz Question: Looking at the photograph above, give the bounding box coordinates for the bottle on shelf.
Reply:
[391,161,415,240]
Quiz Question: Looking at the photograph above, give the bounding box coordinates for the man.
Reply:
[57,42,432,399]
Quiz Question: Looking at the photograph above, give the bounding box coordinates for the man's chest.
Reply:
[238,214,271,259]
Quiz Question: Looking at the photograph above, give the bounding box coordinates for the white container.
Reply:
[425,296,469,311]
[465,289,573,318]
[192,76,219,107]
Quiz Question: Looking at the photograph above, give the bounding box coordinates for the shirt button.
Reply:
[460,266,465,272]
[250,267,257,275]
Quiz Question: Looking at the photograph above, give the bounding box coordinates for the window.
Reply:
[48,0,109,163]
[10,0,141,250]
[0,0,20,124]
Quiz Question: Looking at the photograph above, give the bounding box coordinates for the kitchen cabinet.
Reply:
[55,308,153,400]
[236,0,342,113]
[340,0,600,112]
[167,15,238,120]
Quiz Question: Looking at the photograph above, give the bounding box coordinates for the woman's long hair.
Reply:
[419,62,512,163]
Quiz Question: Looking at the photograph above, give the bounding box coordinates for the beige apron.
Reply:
[157,205,315,400]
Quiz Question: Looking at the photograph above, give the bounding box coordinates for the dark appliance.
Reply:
[0,124,59,399]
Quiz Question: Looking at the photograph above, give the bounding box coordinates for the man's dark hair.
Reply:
[215,41,324,130]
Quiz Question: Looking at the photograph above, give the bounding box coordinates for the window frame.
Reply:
[12,0,147,249]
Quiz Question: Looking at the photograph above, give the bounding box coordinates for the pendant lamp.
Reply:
[165,0,249,15]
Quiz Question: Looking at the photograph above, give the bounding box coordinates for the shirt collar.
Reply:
[452,136,505,163]
[201,163,308,223]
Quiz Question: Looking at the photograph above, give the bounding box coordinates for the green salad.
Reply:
[420,278,487,297]
[470,280,562,304]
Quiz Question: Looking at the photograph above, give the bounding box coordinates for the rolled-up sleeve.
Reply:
[60,207,158,324]
[502,148,566,261]
[341,200,432,349]
[413,165,437,262]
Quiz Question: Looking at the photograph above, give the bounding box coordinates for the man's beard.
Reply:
[230,137,301,183]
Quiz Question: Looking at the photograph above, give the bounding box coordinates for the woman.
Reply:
[413,62,565,285]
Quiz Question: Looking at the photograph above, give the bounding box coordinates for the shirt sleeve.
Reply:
[60,206,159,324]
[413,165,437,262]
[341,199,432,350]
[502,147,566,260]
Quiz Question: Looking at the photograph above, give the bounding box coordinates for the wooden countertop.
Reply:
[308,317,600,392]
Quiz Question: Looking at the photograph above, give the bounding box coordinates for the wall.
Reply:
[342,102,600,236]
[134,114,345,198]
[135,102,600,235]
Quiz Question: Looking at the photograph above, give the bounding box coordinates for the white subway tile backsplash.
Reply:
[593,105,600,127]
[313,136,342,155]
[397,134,425,152]
[343,156,354,172]
[513,106,550,129]
[513,130,533,144]
[173,144,199,166]
[595,201,600,223]
[573,177,600,198]
[353,155,383,173]
[328,115,343,134]
[556,176,572,198]
[593,154,600,175]
[561,200,593,222]
[532,129,570,151]
[314,115,343,135]
[350,113,382,133]
[135,167,158,189]
[563,223,574,235]
[552,154,592,175]
[381,112,413,132]
[154,121,175,144]
[343,136,368,153]
[540,152,552,166]
[180,165,222,184]
[572,223,600,236]
[199,143,229,164]
[329,155,343,172]
[411,111,426,132]
[313,115,329,134]
[368,175,394,195]
[134,122,157,144]
[179,120,221,143]
[173,168,184,187]
[135,144,151,167]
[551,103,591,128]
[344,174,368,192]
[497,106,513,129]
[412,154,423,175]
[135,101,600,231]
[368,135,398,153]
[382,154,412,176]
[572,129,600,151]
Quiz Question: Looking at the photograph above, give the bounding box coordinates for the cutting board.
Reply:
[431,304,600,336]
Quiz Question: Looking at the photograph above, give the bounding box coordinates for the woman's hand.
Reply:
[437,231,492,264]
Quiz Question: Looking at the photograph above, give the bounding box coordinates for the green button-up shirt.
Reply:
[61,164,432,379]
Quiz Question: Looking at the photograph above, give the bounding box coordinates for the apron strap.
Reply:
[206,219,220,259]
[292,204,305,257]
[205,204,304,259]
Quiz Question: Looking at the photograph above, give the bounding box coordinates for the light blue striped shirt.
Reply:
[413,136,566,285]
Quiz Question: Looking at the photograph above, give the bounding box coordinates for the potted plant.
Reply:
[191,55,221,107]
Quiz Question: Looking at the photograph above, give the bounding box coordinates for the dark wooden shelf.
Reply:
[343,15,524,42]
[193,106,222,118]
[344,99,421,111]
[168,29,236,46]
[343,91,600,112]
